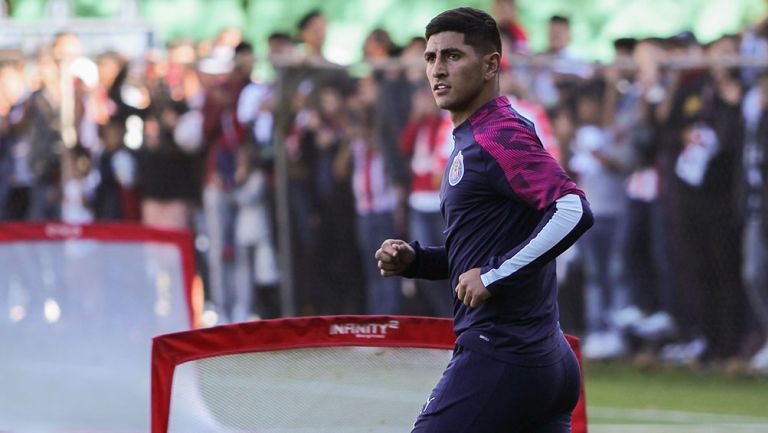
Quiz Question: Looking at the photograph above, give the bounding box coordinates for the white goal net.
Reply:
[0,222,196,433]
[152,316,588,433]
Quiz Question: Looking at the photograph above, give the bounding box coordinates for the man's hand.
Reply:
[375,239,416,277]
[455,268,491,308]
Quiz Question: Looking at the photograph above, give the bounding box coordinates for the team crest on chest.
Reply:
[448,150,464,186]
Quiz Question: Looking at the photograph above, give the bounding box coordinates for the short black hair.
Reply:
[577,78,605,102]
[368,28,394,50]
[667,30,698,48]
[425,7,501,56]
[613,37,637,53]
[409,36,426,46]
[235,41,253,55]
[268,32,292,43]
[298,9,322,32]
[550,15,570,26]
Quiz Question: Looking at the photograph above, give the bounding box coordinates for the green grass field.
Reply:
[584,361,768,431]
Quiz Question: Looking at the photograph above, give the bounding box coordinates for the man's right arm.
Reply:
[403,241,450,280]
[375,239,449,280]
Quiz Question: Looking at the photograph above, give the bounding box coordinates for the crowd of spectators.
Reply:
[1,0,768,372]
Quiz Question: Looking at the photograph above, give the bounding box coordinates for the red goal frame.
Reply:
[0,222,197,327]
[151,315,587,433]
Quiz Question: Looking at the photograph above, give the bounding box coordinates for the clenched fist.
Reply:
[374,239,416,277]
[455,268,491,308]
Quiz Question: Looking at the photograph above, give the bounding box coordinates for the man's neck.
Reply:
[450,88,500,126]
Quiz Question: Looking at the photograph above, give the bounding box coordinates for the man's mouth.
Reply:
[433,83,450,95]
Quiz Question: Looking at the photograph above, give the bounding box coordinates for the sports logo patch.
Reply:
[448,151,464,186]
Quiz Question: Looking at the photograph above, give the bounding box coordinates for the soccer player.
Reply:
[374,7,593,433]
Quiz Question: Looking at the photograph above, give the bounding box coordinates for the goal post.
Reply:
[0,222,197,432]
[151,315,587,433]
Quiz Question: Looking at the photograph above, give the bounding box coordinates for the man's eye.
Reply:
[448,53,460,60]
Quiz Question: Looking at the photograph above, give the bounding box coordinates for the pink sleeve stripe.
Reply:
[469,98,581,210]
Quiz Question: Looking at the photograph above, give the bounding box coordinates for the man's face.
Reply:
[363,34,387,60]
[235,51,254,75]
[493,0,517,23]
[548,22,570,52]
[54,34,83,62]
[268,39,293,65]
[98,57,121,87]
[424,31,487,114]
[301,16,327,51]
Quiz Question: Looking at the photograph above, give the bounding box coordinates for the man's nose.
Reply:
[431,59,447,77]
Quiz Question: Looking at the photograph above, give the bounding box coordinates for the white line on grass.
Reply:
[589,406,768,425]
[589,425,768,433]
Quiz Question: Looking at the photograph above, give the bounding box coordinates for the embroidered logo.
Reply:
[448,150,464,186]
[328,320,399,339]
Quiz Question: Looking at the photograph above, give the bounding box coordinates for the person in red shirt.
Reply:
[492,0,529,54]
[399,84,453,317]
[200,41,254,323]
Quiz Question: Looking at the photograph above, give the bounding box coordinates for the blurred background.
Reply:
[2,0,768,61]
[2,0,768,430]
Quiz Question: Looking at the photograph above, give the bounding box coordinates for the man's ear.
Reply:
[484,52,501,80]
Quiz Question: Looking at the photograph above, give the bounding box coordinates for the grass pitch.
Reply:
[584,361,768,431]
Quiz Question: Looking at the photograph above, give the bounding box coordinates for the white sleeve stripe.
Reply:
[480,194,584,287]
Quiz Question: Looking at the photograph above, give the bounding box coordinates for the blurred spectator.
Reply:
[18,45,64,220]
[233,36,284,320]
[492,0,528,54]
[266,32,294,67]
[402,36,427,83]
[742,70,768,371]
[200,41,253,322]
[610,38,677,345]
[296,9,329,65]
[550,101,576,171]
[216,27,244,52]
[568,79,629,359]
[657,32,747,365]
[532,15,592,110]
[279,9,352,314]
[740,16,768,88]
[296,84,363,314]
[371,31,416,236]
[363,28,395,65]
[233,142,280,321]
[51,31,94,149]
[399,84,453,317]
[0,54,30,220]
[237,46,277,165]
[93,119,140,221]
[196,27,243,62]
[252,31,293,166]
[60,145,94,224]
[137,78,199,230]
[87,51,146,222]
[348,75,401,315]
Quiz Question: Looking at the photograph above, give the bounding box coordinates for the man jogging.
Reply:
[375,7,593,433]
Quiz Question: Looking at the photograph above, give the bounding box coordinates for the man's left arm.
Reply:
[455,193,592,307]
[479,193,593,292]
[455,126,594,306]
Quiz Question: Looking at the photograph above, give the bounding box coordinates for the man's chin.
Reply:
[434,97,454,111]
